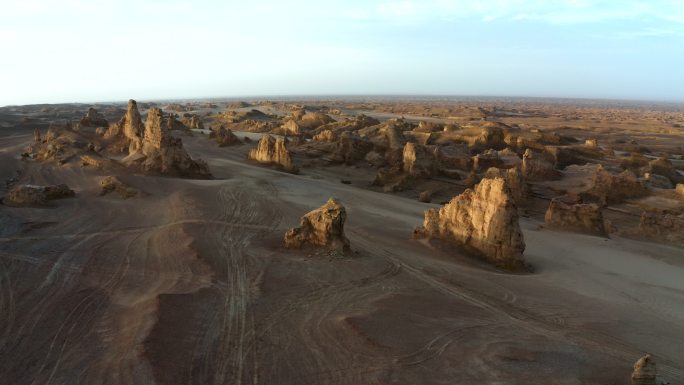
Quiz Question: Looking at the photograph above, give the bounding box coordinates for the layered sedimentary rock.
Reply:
[522,149,561,180]
[284,198,350,251]
[124,107,211,178]
[414,178,526,270]
[585,165,648,205]
[631,354,657,385]
[639,210,684,245]
[99,176,139,198]
[248,135,298,173]
[4,184,75,206]
[80,107,109,127]
[544,200,607,236]
[483,167,528,205]
[403,142,438,178]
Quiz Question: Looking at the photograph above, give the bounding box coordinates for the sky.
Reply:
[0,0,683,105]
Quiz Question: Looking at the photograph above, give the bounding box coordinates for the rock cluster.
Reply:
[631,354,657,385]
[180,113,204,129]
[544,199,608,236]
[284,198,350,252]
[248,135,298,173]
[79,107,109,127]
[4,184,75,206]
[414,178,526,270]
[127,107,211,177]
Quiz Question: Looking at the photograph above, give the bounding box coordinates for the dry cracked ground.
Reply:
[0,98,683,385]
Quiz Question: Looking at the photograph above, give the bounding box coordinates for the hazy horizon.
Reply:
[1,0,683,106]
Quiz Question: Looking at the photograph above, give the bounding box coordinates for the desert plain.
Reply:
[0,97,683,384]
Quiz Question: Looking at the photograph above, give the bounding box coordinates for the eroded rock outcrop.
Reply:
[403,142,439,178]
[584,165,648,205]
[210,125,241,147]
[639,210,684,245]
[4,184,75,206]
[284,198,350,251]
[180,113,204,129]
[80,107,109,127]
[522,149,561,181]
[125,107,211,178]
[105,99,145,152]
[631,354,657,385]
[99,176,139,198]
[544,200,608,236]
[248,135,298,173]
[414,178,526,270]
[483,167,528,205]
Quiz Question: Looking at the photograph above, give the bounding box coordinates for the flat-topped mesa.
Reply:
[284,198,350,252]
[80,107,109,127]
[414,177,526,271]
[248,134,299,173]
[631,354,657,385]
[544,199,608,236]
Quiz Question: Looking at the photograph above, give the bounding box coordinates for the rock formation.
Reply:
[129,107,211,178]
[284,198,350,251]
[4,184,75,206]
[414,178,526,270]
[483,167,528,205]
[33,129,41,142]
[677,183,684,197]
[248,135,298,173]
[180,113,204,129]
[403,142,438,178]
[99,176,139,198]
[106,99,145,152]
[631,354,657,385]
[79,107,109,127]
[584,165,648,205]
[210,125,241,146]
[473,124,506,150]
[522,149,561,180]
[639,210,684,245]
[644,172,674,189]
[544,200,608,236]
[646,157,682,185]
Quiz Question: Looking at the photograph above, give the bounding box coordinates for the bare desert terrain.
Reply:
[1,97,683,385]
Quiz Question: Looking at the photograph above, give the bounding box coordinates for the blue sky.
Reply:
[1,0,683,105]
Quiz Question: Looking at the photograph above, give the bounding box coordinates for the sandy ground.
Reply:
[0,126,683,385]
